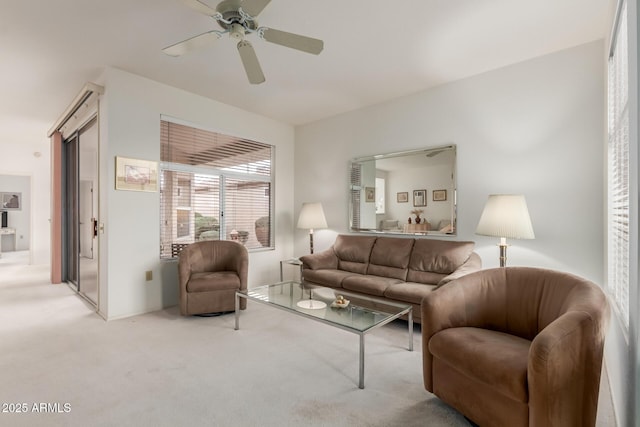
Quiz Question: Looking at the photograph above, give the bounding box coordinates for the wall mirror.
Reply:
[349,145,456,236]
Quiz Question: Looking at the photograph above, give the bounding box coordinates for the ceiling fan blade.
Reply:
[162,31,222,56]
[237,40,266,84]
[179,0,218,16]
[240,0,271,17]
[261,28,324,55]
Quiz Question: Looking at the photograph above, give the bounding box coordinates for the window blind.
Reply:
[350,162,362,229]
[607,0,629,330]
[160,120,273,258]
[161,121,271,176]
[224,178,271,248]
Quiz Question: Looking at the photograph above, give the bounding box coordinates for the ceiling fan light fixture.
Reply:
[229,23,245,40]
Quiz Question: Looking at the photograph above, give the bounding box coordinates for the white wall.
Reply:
[0,131,50,265]
[98,67,295,319]
[295,41,605,285]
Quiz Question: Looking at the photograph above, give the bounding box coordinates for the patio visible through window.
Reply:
[160,120,274,258]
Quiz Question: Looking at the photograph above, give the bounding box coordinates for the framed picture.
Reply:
[397,192,408,203]
[413,189,427,207]
[365,187,375,203]
[0,192,21,210]
[433,189,447,201]
[115,156,158,192]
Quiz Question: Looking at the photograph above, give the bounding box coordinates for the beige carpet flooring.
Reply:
[0,251,616,426]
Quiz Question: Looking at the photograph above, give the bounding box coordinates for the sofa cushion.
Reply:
[367,237,414,280]
[187,271,241,293]
[334,235,377,274]
[404,270,447,286]
[383,282,436,305]
[429,327,530,403]
[342,274,403,297]
[408,240,475,277]
[302,269,355,289]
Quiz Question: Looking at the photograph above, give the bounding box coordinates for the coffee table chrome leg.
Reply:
[408,309,413,351]
[359,334,365,389]
[234,293,240,330]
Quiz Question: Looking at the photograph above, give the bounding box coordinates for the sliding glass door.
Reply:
[62,117,98,306]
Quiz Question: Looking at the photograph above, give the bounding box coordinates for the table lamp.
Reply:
[475,194,535,267]
[297,202,327,255]
[296,202,328,309]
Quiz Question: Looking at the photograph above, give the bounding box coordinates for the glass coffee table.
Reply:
[235,281,413,389]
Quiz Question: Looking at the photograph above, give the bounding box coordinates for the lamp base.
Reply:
[296,299,327,310]
[499,243,508,267]
[498,237,509,267]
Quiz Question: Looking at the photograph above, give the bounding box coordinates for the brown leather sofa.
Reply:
[300,234,481,323]
[422,267,610,427]
[178,240,248,316]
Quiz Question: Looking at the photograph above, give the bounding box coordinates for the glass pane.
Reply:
[224,178,271,249]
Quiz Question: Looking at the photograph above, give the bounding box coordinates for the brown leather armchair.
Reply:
[422,267,609,427]
[178,240,248,316]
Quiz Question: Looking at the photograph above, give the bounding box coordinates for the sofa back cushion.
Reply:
[334,234,377,274]
[407,240,475,283]
[367,237,415,280]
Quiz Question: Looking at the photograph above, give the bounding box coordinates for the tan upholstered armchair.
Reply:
[178,240,248,316]
[422,267,609,427]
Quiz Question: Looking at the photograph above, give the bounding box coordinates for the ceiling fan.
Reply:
[163,0,324,84]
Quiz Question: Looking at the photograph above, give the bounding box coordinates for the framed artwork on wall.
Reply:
[115,156,158,192]
[397,192,408,203]
[433,190,447,201]
[0,192,21,210]
[413,189,427,207]
[365,187,375,203]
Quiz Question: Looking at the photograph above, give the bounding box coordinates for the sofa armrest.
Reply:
[232,244,249,292]
[421,282,477,391]
[528,311,604,426]
[300,247,338,270]
[436,251,482,288]
[178,251,193,292]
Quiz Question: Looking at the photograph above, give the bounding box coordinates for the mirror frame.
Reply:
[348,145,457,236]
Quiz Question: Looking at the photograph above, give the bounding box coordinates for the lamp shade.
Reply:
[297,202,328,230]
[476,194,535,239]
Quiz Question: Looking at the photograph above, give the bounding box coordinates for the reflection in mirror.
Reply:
[349,145,456,236]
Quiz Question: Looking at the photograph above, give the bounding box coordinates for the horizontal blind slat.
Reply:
[160,120,273,257]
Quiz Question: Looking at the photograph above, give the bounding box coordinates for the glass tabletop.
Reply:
[241,281,411,333]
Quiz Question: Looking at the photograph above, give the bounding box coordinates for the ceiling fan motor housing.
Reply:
[216,0,258,32]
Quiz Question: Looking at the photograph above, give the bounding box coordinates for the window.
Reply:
[160,120,273,258]
[349,162,362,229]
[607,0,629,330]
[375,177,385,214]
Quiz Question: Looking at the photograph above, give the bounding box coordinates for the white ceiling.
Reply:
[1,0,609,141]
